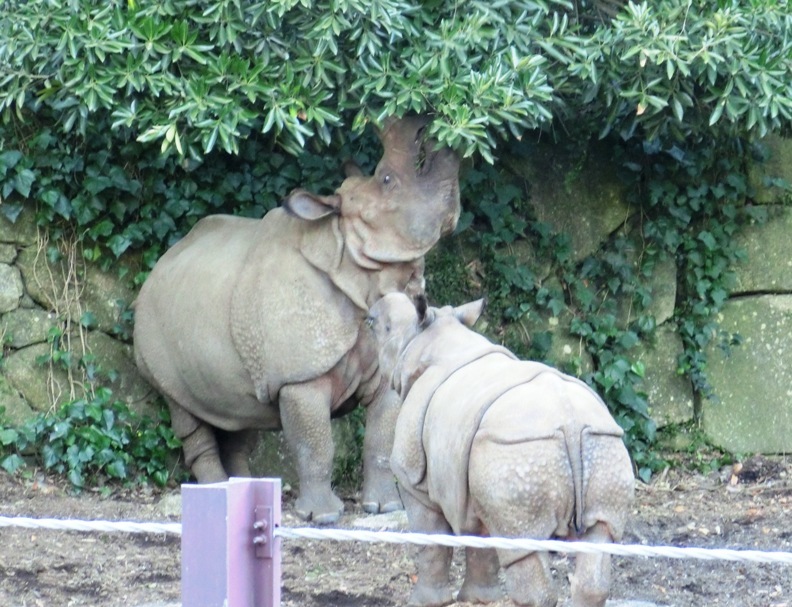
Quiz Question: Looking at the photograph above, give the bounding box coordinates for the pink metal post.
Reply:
[182,477,282,607]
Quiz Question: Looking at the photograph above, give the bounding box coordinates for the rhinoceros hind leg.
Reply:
[569,521,611,607]
[167,398,227,483]
[458,547,502,603]
[217,428,257,477]
[361,388,403,514]
[280,383,343,524]
[503,552,558,607]
[181,423,228,483]
[401,491,454,607]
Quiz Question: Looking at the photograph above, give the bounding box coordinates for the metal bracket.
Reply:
[253,505,274,559]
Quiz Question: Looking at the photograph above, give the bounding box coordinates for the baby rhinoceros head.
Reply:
[366,292,425,381]
[366,292,485,390]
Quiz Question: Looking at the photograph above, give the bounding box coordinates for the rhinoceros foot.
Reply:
[361,494,403,515]
[361,473,403,514]
[362,499,403,515]
[294,484,344,524]
[408,584,454,607]
[457,582,502,604]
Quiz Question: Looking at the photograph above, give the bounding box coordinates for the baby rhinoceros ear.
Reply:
[454,298,486,328]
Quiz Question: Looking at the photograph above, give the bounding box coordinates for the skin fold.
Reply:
[133,116,460,523]
[367,293,635,606]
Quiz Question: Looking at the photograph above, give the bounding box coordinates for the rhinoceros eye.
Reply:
[365,316,375,329]
[382,174,391,185]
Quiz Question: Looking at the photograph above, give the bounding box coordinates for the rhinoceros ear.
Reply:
[414,294,435,329]
[454,298,485,328]
[282,189,341,220]
[415,294,428,324]
[343,160,365,178]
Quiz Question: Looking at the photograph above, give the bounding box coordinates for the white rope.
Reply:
[275,527,792,566]
[2,515,791,566]
[0,516,182,536]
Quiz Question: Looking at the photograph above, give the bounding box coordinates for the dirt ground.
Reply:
[0,455,790,607]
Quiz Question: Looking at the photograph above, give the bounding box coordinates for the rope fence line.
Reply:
[2,515,792,566]
[0,515,182,536]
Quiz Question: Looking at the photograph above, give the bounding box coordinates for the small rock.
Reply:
[351,510,408,531]
[155,493,182,519]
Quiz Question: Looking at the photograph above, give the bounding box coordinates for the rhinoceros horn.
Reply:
[340,114,460,266]
[376,114,432,172]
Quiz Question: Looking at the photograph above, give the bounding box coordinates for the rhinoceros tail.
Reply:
[565,426,586,535]
[558,380,586,535]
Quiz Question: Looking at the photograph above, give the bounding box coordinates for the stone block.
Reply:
[617,249,677,327]
[2,331,157,416]
[249,430,299,488]
[0,205,38,246]
[0,244,16,264]
[1,308,57,348]
[732,205,792,293]
[84,331,158,418]
[15,246,138,334]
[0,263,23,313]
[635,324,695,427]
[503,140,631,261]
[748,134,792,204]
[546,323,595,377]
[82,261,140,335]
[0,376,35,425]
[2,343,54,413]
[704,295,792,453]
[14,246,64,312]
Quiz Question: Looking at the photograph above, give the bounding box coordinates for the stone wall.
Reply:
[0,208,154,423]
[504,134,792,454]
[1,135,790,460]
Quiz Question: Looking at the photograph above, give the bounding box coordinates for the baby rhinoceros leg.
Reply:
[468,436,570,607]
[569,433,634,607]
[569,522,612,607]
[458,547,502,603]
[401,491,455,607]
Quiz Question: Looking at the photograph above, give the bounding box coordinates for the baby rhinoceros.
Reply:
[366,293,635,607]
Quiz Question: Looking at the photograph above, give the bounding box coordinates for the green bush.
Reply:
[0,390,185,490]
[1,1,790,160]
[1,0,791,483]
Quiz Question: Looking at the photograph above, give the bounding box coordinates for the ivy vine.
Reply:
[426,131,774,481]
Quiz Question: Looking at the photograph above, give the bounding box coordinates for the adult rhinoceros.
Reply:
[133,115,460,523]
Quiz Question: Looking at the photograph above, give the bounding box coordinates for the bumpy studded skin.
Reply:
[367,293,635,607]
[133,116,460,524]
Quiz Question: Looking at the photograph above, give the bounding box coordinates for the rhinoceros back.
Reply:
[474,371,629,536]
[393,352,550,534]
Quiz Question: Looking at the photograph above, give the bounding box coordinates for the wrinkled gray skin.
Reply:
[133,116,460,524]
[367,293,635,607]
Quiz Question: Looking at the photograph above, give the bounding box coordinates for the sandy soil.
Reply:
[0,455,789,607]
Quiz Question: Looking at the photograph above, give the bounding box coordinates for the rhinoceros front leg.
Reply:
[361,387,403,514]
[279,382,344,524]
